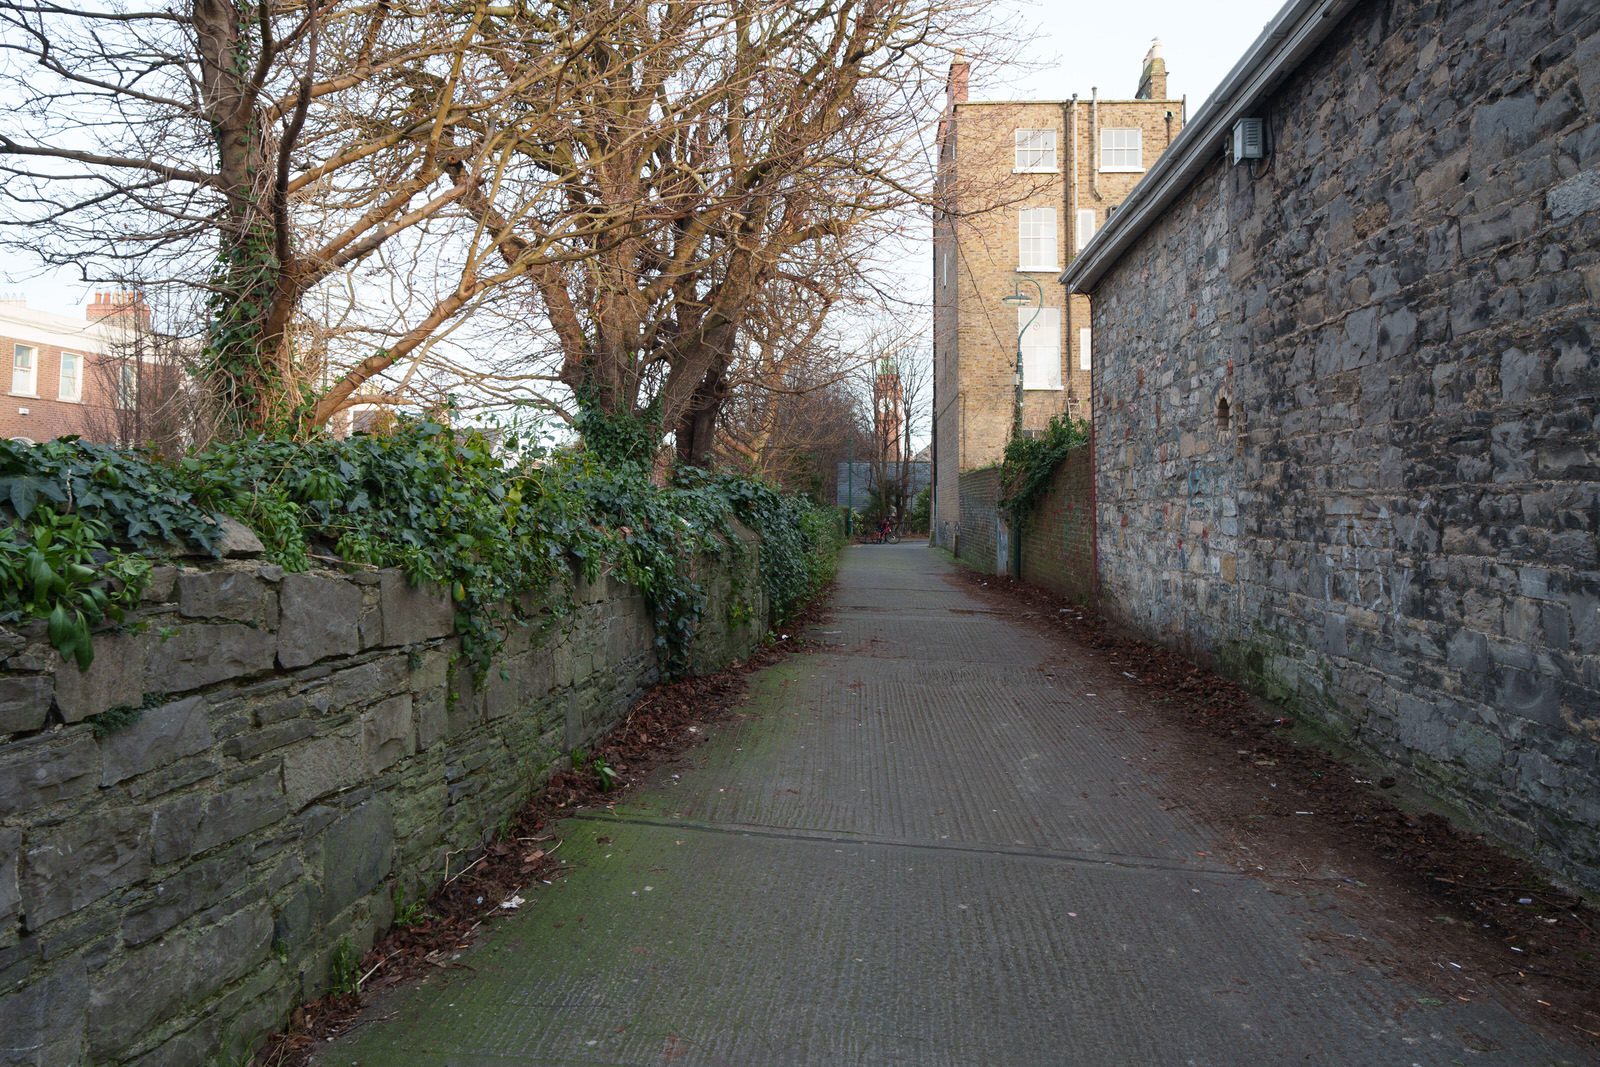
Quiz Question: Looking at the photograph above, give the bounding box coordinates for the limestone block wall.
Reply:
[1091,0,1600,887]
[1017,448,1097,605]
[0,528,768,1064]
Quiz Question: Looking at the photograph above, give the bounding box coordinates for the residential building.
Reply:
[931,44,1183,549]
[0,292,157,445]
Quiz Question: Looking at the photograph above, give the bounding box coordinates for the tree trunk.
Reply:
[673,361,727,468]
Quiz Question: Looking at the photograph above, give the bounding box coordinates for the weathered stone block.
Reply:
[1547,169,1600,222]
[213,515,265,558]
[20,808,149,928]
[414,688,447,751]
[139,565,177,604]
[177,568,275,624]
[53,632,149,723]
[146,623,275,693]
[121,848,248,947]
[99,695,214,787]
[223,717,316,761]
[310,656,409,711]
[282,729,362,811]
[0,956,87,1067]
[278,574,362,668]
[0,732,98,818]
[319,801,394,922]
[0,675,50,734]
[149,769,285,865]
[0,829,19,926]
[361,694,414,773]
[86,905,271,1059]
[359,587,384,650]
[377,570,455,647]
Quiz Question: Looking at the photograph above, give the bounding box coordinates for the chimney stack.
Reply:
[86,290,152,328]
[947,51,969,106]
[1136,38,1167,99]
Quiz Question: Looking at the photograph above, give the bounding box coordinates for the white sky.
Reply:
[980,0,1287,109]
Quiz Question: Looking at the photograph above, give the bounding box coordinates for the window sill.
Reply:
[9,391,38,399]
[1023,385,1066,392]
[1013,167,1060,174]
[57,397,82,404]
[1016,266,1061,274]
[1100,166,1146,174]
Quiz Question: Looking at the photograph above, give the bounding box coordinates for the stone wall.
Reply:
[955,467,1005,574]
[1018,447,1097,605]
[1089,0,1600,887]
[0,526,768,1064]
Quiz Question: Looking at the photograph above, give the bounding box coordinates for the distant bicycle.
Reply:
[868,519,901,545]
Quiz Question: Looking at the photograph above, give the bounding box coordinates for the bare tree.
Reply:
[894,343,931,511]
[84,287,213,454]
[713,292,874,497]
[0,0,599,434]
[449,0,983,467]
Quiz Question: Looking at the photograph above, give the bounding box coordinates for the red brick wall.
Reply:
[1018,446,1096,605]
[1,336,123,444]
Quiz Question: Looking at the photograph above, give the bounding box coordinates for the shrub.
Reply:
[0,422,841,677]
[997,414,1088,526]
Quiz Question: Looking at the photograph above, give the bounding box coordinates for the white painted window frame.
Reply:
[10,344,37,396]
[1100,127,1144,172]
[1013,128,1058,172]
[1017,207,1059,272]
[1078,326,1092,371]
[117,362,139,410]
[58,352,83,402]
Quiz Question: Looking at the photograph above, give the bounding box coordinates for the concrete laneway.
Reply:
[321,545,1577,1066]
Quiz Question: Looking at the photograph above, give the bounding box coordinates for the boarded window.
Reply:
[1019,307,1062,390]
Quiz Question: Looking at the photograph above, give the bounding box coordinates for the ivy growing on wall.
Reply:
[997,414,1090,527]
[0,422,841,675]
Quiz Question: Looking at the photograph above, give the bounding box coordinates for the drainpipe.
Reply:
[1068,94,1080,246]
[1065,94,1079,414]
[1011,508,1023,581]
[1090,87,1100,201]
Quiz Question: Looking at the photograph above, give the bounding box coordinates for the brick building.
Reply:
[1,293,153,445]
[872,357,904,462]
[930,45,1184,550]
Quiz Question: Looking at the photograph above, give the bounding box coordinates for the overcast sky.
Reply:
[980,0,1287,110]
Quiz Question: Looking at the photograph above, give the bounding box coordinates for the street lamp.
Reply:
[1000,277,1043,439]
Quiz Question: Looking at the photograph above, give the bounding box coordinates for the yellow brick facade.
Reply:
[931,57,1182,548]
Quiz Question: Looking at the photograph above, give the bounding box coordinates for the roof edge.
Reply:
[1061,0,1362,294]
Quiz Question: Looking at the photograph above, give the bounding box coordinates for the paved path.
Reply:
[321,545,1577,1066]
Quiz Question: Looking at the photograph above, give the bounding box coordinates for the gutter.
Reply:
[1060,0,1362,294]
